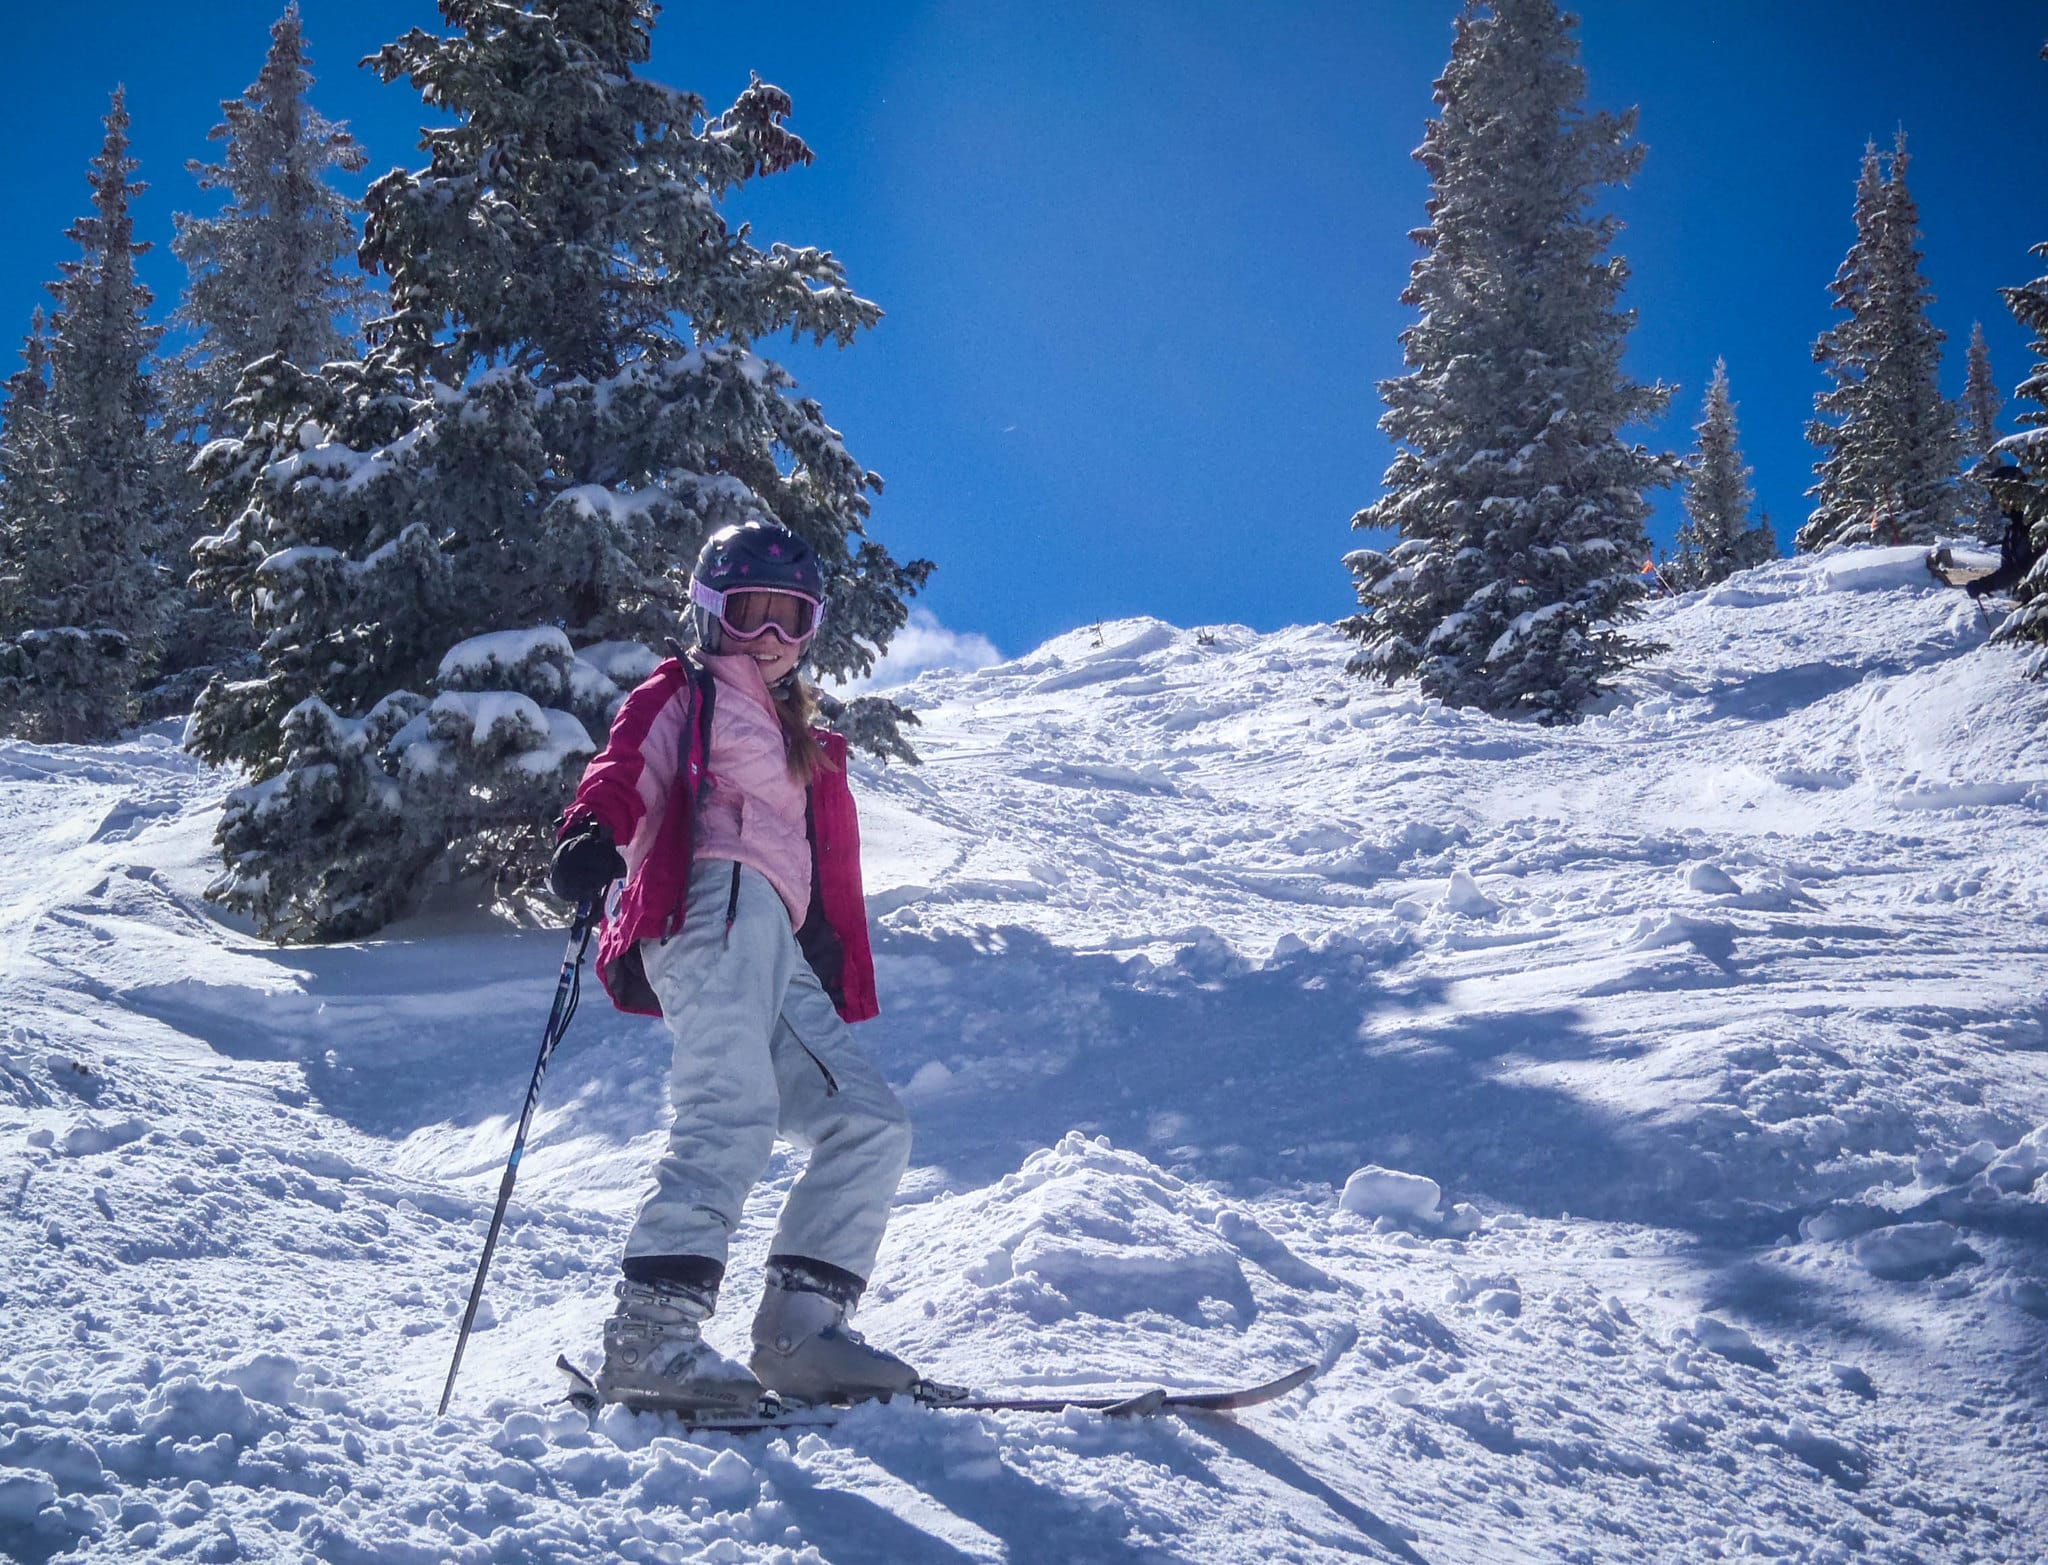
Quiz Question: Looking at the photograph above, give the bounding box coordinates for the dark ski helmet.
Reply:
[688,521,826,653]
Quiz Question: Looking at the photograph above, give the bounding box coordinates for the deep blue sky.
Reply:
[5,2,2047,658]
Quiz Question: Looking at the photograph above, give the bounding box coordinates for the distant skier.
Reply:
[549,521,921,1417]
[1968,502,2038,600]
[1927,497,2039,599]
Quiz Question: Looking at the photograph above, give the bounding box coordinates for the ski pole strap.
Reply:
[438,903,596,1416]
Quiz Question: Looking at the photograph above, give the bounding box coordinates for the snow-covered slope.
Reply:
[4,548,2045,1562]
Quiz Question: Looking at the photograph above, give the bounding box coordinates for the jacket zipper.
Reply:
[661,660,717,944]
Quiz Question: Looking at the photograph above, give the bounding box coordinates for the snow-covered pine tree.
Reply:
[157,5,374,713]
[1986,198,2048,660]
[1669,360,1776,591]
[1871,135,1964,543]
[188,0,931,941]
[166,4,371,439]
[0,317,64,731]
[1342,0,1677,723]
[1958,321,2005,542]
[1976,39,2048,666]
[1802,144,1886,552]
[0,314,56,643]
[1800,133,1959,550]
[0,91,163,743]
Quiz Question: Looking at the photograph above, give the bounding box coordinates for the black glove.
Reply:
[550,819,626,902]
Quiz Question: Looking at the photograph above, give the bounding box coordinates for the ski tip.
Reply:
[1164,1361,1321,1413]
[1264,1363,1320,1398]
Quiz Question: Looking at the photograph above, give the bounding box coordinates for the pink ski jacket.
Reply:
[559,654,879,1024]
[694,652,815,926]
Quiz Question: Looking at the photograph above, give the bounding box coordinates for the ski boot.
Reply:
[595,1276,765,1418]
[749,1257,921,1406]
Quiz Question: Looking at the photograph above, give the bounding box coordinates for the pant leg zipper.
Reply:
[796,1040,840,1097]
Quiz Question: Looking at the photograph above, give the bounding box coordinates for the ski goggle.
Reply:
[691,580,823,647]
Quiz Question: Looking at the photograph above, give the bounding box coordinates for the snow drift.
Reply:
[2,549,2045,1561]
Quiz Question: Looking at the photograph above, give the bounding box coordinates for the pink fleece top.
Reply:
[695,652,812,926]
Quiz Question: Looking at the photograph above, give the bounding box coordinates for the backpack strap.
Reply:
[683,650,716,810]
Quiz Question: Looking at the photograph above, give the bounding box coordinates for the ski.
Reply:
[556,1353,1317,1431]
[933,1361,1320,1417]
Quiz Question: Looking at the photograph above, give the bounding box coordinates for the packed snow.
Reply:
[2,548,2045,1561]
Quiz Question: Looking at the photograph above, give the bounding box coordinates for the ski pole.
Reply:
[439,901,596,1416]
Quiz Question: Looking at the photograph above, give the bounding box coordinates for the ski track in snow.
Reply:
[2,548,2045,1562]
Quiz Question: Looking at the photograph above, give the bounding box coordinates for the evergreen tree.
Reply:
[0,91,162,742]
[188,0,931,941]
[1872,135,1965,542]
[1803,144,1886,550]
[157,4,373,709]
[1986,185,2048,657]
[1976,40,2048,666]
[1958,321,2004,541]
[1800,133,1959,550]
[0,314,56,641]
[1669,360,1776,590]
[166,3,371,438]
[1341,0,1677,723]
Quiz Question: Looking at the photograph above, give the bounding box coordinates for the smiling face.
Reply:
[720,590,813,682]
[742,634,804,684]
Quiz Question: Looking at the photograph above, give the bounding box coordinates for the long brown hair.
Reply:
[775,677,835,785]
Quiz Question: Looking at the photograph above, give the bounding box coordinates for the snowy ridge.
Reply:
[3,549,2046,1561]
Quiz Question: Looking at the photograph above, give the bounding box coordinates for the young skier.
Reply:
[549,520,921,1417]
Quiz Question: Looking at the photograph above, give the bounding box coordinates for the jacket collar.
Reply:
[700,649,780,717]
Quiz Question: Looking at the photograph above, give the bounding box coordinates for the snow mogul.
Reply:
[549,520,922,1417]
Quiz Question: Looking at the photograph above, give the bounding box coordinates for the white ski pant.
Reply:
[624,860,910,1286]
